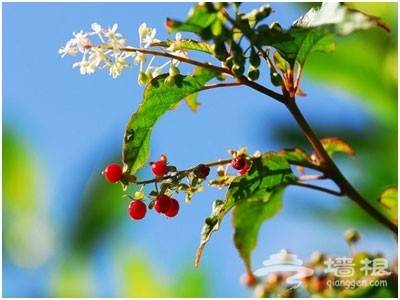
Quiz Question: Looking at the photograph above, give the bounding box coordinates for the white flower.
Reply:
[59,38,77,57]
[91,22,105,43]
[142,28,159,48]
[167,32,182,52]
[134,52,146,65]
[72,56,93,75]
[138,23,159,48]
[109,57,130,79]
[59,30,90,57]
[138,23,152,37]
[73,30,91,52]
[91,22,102,34]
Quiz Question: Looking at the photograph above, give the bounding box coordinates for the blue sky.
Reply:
[3,2,397,297]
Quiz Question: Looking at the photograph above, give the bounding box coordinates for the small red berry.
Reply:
[154,194,171,214]
[151,160,169,177]
[239,164,250,175]
[165,198,180,218]
[193,164,210,179]
[159,154,168,162]
[231,156,246,170]
[128,200,147,220]
[103,163,123,183]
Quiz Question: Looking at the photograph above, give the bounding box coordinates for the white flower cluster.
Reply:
[59,23,133,78]
[59,22,186,84]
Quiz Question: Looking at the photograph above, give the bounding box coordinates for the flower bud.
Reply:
[164,75,175,86]
[138,71,149,86]
[231,63,244,77]
[169,63,180,76]
[345,228,361,244]
[134,190,144,200]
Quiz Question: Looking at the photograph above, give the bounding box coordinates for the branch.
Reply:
[116,45,287,104]
[238,76,286,103]
[285,99,398,234]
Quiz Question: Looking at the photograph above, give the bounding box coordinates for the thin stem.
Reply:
[285,99,397,234]
[200,81,243,92]
[238,76,286,103]
[122,46,231,75]
[135,158,233,185]
[298,174,327,181]
[292,181,344,197]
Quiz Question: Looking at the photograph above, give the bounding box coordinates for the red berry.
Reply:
[231,156,246,170]
[154,194,171,213]
[165,198,180,218]
[159,154,168,162]
[103,163,123,183]
[239,164,250,175]
[128,200,147,220]
[151,160,169,176]
[194,164,210,179]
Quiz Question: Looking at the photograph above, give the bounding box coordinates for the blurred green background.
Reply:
[3,2,397,297]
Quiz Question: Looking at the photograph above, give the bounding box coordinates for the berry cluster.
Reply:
[102,150,253,221]
[153,194,180,217]
[127,192,180,220]
[102,155,182,221]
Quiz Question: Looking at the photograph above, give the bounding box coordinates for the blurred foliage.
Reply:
[67,158,129,256]
[119,253,209,297]
[3,128,55,269]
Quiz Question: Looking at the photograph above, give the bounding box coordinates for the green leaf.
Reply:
[232,187,283,277]
[151,39,213,55]
[273,51,289,73]
[226,152,295,274]
[195,152,295,268]
[272,2,390,67]
[195,199,226,268]
[166,4,219,35]
[272,27,336,66]
[226,152,296,207]
[320,137,355,157]
[184,67,217,111]
[378,187,398,226]
[123,68,218,175]
[277,147,314,167]
[292,2,390,35]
